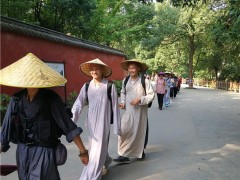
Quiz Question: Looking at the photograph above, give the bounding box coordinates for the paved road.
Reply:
[1,85,240,180]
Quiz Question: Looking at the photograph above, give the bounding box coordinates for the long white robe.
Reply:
[164,77,172,106]
[118,76,155,158]
[72,78,121,180]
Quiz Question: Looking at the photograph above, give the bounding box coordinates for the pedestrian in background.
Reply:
[178,76,182,92]
[173,75,179,98]
[114,59,155,163]
[0,53,88,180]
[72,58,121,179]
[164,72,172,107]
[155,72,166,110]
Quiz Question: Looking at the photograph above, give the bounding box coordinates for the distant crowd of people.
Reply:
[145,72,182,110]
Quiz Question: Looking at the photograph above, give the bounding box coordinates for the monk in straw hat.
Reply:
[72,58,121,179]
[0,53,88,179]
[114,59,155,163]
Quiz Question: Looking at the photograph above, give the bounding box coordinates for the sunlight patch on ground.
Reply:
[195,143,240,157]
[209,157,222,161]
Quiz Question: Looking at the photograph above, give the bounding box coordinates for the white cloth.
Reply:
[164,77,171,105]
[72,78,121,180]
[118,76,155,158]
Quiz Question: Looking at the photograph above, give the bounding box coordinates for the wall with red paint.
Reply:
[0,31,126,100]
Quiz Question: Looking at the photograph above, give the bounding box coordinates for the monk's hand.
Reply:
[130,98,141,106]
[79,150,89,165]
[118,103,125,109]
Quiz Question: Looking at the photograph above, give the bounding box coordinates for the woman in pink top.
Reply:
[155,72,166,110]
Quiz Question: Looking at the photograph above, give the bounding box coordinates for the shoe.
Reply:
[104,156,113,169]
[101,156,112,175]
[138,151,145,160]
[101,165,108,175]
[113,156,130,164]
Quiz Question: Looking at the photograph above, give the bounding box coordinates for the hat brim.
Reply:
[120,60,148,72]
[80,62,112,78]
[0,53,67,88]
[164,72,171,74]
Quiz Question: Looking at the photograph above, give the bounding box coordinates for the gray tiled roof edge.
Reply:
[0,16,126,58]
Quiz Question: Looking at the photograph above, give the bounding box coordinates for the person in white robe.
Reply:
[164,72,172,107]
[114,59,155,163]
[72,58,121,180]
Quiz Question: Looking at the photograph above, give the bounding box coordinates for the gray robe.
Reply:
[72,78,121,180]
[118,76,154,158]
[0,89,83,180]
[164,77,172,106]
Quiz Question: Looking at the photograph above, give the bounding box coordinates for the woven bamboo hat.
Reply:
[79,58,112,78]
[120,59,148,72]
[0,53,67,88]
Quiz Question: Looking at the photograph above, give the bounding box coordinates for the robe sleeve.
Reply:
[71,83,88,124]
[120,78,126,104]
[140,78,155,105]
[111,84,122,136]
[0,98,15,152]
[51,97,83,143]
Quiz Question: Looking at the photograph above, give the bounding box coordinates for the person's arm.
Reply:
[73,136,88,165]
[51,96,89,165]
[139,78,155,105]
[71,84,88,123]
[0,98,15,153]
[119,78,126,109]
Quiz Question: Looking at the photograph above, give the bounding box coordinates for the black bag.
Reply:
[55,143,67,166]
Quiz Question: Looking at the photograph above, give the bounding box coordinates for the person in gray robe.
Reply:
[164,72,172,107]
[72,59,121,180]
[0,53,88,180]
[114,59,155,163]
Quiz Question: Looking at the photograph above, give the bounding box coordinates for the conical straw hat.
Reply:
[0,53,67,88]
[80,58,112,78]
[120,59,148,72]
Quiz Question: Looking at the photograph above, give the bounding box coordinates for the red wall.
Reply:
[0,31,126,100]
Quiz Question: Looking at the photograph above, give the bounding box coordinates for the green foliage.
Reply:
[0,94,11,125]
[112,80,122,96]
[66,91,78,107]
[1,0,239,81]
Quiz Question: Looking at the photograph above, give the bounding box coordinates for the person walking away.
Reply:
[169,73,175,99]
[0,53,88,180]
[71,58,121,180]
[173,75,178,98]
[155,72,166,110]
[177,76,182,92]
[114,59,155,163]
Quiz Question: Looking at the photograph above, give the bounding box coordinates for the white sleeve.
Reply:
[140,78,155,105]
[71,83,88,123]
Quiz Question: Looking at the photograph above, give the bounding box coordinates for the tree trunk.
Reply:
[188,34,194,88]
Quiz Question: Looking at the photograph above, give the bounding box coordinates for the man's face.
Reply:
[89,64,103,79]
[127,63,140,77]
